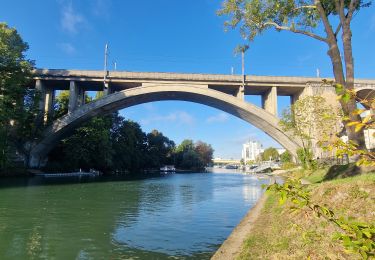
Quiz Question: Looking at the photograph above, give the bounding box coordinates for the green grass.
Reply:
[238,167,374,259]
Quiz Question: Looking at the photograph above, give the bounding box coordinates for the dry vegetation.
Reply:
[238,169,375,260]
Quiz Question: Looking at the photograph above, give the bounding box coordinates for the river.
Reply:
[0,171,270,259]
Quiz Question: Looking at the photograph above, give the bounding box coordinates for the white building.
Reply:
[340,111,375,150]
[242,141,263,162]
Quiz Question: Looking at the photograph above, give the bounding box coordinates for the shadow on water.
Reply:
[0,172,179,189]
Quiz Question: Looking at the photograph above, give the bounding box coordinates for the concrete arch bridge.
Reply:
[28,69,375,167]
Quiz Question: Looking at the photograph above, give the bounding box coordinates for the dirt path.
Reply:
[211,193,268,260]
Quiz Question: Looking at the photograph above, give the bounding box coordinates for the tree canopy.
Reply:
[0,22,37,170]
[218,0,371,148]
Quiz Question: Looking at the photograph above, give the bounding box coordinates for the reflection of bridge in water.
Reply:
[29,69,375,167]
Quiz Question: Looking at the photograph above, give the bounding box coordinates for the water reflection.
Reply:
[0,172,269,259]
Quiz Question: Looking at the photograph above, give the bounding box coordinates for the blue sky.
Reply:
[1,0,375,158]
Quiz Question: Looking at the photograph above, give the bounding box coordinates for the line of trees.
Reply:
[45,91,214,175]
[45,115,214,175]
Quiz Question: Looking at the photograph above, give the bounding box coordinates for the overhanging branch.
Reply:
[263,22,328,42]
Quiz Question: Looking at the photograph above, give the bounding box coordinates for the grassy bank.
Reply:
[238,166,375,259]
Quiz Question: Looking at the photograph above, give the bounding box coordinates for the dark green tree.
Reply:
[146,130,175,168]
[218,0,371,149]
[111,118,148,173]
[194,141,214,167]
[0,23,38,170]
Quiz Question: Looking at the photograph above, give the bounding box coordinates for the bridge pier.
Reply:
[68,81,86,111]
[262,86,278,116]
[103,83,112,96]
[35,80,54,123]
[236,85,245,100]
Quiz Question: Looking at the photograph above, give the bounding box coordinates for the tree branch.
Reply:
[263,22,328,42]
[334,22,342,37]
[335,0,347,26]
[347,0,360,21]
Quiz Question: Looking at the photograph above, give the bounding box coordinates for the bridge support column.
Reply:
[77,87,85,107]
[68,81,79,113]
[103,83,112,96]
[35,80,54,123]
[262,86,278,116]
[236,85,245,100]
[44,87,54,122]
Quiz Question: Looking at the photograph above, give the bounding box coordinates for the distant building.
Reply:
[242,141,263,162]
[340,111,375,150]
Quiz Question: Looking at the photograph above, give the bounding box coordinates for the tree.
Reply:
[54,90,91,119]
[194,141,214,167]
[280,96,340,150]
[146,130,175,167]
[280,151,292,163]
[218,0,371,148]
[60,116,114,172]
[111,118,148,173]
[54,90,69,119]
[0,23,37,170]
[262,147,279,161]
[174,139,214,170]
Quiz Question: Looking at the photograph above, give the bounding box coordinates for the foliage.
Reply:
[112,118,148,172]
[297,147,317,170]
[174,139,214,170]
[0,22,38,170]
[281,162,297,170]
[320,82,375,167]
[53,90,69,119]
[194,141,214,166]
[46,112,213,173]
[146,130,175,168]
[53,90,91,119]
[280,95,340,151]
[266,179,375,259]
[280,151,292,163]
[261,147,279,161]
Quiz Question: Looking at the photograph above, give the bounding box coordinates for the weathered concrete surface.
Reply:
[29,84,302,167]
[262,86,278,116]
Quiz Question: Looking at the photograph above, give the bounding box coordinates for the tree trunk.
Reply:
[316,0,366,150]
[341,21,366,149]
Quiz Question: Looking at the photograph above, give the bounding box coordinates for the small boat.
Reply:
[160,165,176,172]
[35,170,101,178]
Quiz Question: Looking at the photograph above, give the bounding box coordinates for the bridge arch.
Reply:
[356,88,375,109]
[29,84,302,167]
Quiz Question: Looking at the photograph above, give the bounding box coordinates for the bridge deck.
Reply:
[32,69,375,96]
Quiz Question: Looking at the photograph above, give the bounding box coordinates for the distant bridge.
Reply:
[213,158,241,165]
[28,69,375,167]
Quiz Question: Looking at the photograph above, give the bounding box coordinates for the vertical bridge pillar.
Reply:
[236,85,245,100]
[68,81,79,113]
[35,79,54,123]
[262,86,278,116]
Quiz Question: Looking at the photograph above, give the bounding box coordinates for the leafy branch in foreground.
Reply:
[265,180,375,259]
[319,80,375,167]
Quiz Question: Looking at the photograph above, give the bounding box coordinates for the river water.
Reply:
[0,171,269,259]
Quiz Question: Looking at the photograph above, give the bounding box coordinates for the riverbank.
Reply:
[213,166,375,259]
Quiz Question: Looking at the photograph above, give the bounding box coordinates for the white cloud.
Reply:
[58,42,76,55]
[92,0,111,18]
[60,2,85,34]
[141,111,195,126]
[206,112,230,123]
